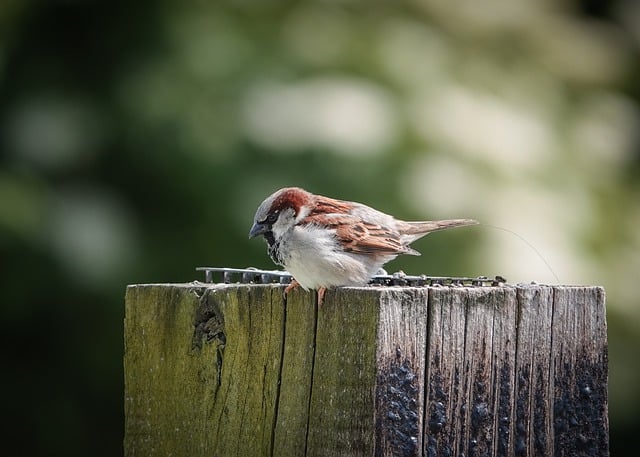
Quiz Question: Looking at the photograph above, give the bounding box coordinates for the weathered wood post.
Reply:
[124,283,608,456]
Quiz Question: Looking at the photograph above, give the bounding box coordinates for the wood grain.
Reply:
[375,288,429,457]
[124,284,608,457]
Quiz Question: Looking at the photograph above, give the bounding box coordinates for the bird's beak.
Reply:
[248,222,268,239]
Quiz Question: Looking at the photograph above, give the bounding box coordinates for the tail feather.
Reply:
[401,218,478,234]
[398,218,478,243]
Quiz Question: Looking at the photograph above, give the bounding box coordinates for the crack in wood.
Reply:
[303,293,319,457]
[124,284,608,457]
[270,287,286,457]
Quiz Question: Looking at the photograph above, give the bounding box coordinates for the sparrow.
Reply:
[249,187,477,304]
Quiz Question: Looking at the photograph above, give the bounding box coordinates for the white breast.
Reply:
[278,224,393,290]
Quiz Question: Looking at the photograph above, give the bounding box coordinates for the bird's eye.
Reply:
[265,212,279,225]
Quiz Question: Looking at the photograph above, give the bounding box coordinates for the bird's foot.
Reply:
[317,287,326,307]
[284,281,326,307]
[283,279,300,300]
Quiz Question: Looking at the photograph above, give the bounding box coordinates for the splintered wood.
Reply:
[124,284,608,457]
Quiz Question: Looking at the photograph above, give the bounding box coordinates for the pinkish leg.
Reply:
[283,279,300,300]
[317,287,327,306]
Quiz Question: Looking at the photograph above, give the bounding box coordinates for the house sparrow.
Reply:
[249,187,477,304]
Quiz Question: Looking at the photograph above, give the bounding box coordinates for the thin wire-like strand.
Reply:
[478,223,561,284]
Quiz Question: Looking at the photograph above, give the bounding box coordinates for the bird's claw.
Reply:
[283,281,326,307]
[283,279,300,301]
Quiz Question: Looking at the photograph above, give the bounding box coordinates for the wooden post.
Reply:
[124,284,608,457]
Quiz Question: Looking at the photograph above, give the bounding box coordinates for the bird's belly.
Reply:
[284,253,364,289]
[279,225,393,290]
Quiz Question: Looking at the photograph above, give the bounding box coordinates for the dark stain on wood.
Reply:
[376,354,421,457]
[496,360,513,457]
[554,359,609,457]
[515,364,530,456]
[533,363,548,455]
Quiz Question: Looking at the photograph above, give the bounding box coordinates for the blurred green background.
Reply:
[1,0,638,455]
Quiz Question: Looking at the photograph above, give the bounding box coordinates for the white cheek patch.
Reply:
[272,208,296,239]
[295,205,311,223]
[272,220,287,239]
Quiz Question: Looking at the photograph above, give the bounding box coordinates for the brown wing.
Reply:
[336,221,415,255]
[307,195,355,217]
[301,211,415,256]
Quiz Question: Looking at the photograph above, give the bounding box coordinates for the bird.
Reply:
[248,187,477,305]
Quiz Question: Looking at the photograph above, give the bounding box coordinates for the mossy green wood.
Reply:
[272,286,317,456]
[124,284,289,456]
[124,284,394,456]
[124,284,222,456]
[305,288,381,456]
[206,284,285,456]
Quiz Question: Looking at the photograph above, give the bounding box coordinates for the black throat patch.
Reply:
[264,231,284,266]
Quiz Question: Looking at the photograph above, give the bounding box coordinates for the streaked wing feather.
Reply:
[301,211,412,256]
[307,195,354,217]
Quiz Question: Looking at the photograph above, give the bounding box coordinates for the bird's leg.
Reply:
[317,287,327,307]
[283,279,300,300]
[284,281,326,306]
